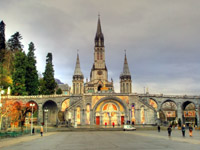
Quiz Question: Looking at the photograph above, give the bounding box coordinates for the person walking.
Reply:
[112,122,115,128]
[157,125,161,132]
[189,124,193,137]
[105,122,107,128]
[40,126,44,136]
[32,127,35,135]
[181,124,185,137]
[167,126,172,137]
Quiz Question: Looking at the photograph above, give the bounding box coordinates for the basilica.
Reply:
[2,17,199,128]
[61,17,199,127]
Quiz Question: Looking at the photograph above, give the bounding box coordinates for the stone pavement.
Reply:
[0,132,57,148]
[0,129,199,150]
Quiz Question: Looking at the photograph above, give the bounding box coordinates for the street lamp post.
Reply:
[30,103,35,135]
[44,108,48,132]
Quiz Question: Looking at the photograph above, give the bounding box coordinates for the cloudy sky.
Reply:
[1,0,200,95]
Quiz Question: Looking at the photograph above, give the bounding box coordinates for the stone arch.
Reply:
[86,103,91,125]
[61,98,70,111]
[182,100,197,126]
[182,101,196,110]
[161,99,177,110]
[100,101,120,112]
[42,100,58,125]
[160,99,177,123]
[148,98,158,110]
[93,96,128,114]
[93,96,128,125]
[26,100,39,125]
[59,98,70,123]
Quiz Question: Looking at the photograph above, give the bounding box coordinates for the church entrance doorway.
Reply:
[96,116,100,125]
[121,116,124,125]
[94,98,126,126]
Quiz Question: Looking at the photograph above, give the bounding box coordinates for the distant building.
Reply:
[57,84,70,95]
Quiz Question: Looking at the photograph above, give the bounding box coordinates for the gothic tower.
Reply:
[120,53,132,93]
[85,16,114,93]
[72,53,84,94]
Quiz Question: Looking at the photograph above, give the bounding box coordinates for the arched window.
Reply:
[131,104,135,124]
[61,99,70,111]
[97,51,99,60]
[126,83,128,93]
[123,83,125,93]
[76,83,79,94]
[86,104,90,124]
[141,106,145,124]
[77,107,81,125]
[100,52,103,60]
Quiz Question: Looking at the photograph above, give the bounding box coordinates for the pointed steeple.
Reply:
[95,14,104,47]
[96,14,102,35]
[120,51,131,77]
[73,53,83,76]
[120,51,132,93]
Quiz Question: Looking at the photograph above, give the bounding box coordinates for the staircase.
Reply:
[138,97,157,112]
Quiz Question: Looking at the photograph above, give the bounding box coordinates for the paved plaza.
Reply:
[0,129,200,150]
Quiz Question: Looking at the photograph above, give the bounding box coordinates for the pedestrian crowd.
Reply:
[157,124,195,137]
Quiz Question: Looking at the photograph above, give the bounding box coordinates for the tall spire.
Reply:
[73,52,83,76]
[95,14,104,47]
[120,51,131,77]
[97,14,102,35]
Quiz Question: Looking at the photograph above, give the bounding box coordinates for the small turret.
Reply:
[72,53,84,94]
[120,51,132,93]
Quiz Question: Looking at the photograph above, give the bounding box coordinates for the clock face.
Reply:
[97,70,102,75]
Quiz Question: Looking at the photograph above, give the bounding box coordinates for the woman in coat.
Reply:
[40,126,44,136]
[189,124,193,137]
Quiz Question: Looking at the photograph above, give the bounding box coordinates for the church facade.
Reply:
[63,17,199,127]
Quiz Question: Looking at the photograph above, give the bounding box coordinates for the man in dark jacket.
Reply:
[181,124,185,137]
[167,126,172,136]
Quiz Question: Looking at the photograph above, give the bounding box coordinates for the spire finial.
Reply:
[77,49,79,54]
[98,12,100,18]
[124,49,126,55]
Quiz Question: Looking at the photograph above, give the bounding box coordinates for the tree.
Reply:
[7,32,23,52]
[56,88,62,94]
[0,20,6,87]
[12,51,27,95]
[41,53,57,95]
[25,42,38,95]
[0,20,6,62]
